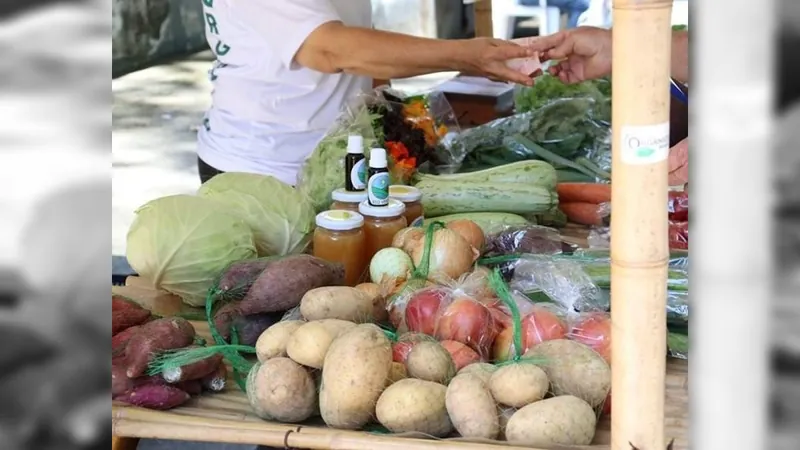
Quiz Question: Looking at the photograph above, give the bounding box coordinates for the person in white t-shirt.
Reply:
[197,0,538,185]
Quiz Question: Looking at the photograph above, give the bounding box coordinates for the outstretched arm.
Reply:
[296,22,536,85]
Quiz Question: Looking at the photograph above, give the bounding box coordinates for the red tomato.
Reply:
[405,289,447,336]
[440,340,482,371]
[435,298,493,352]
[492,308,567,362]
[569,312,611,363]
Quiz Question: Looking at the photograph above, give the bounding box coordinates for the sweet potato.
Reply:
[161,348,223,383]
[230,312,283,346]
[112,364,134,396]
[123,317,196,378]
[201,364,228,392]
[177,379,203,396]
[112,325,142,356]
[112,308,151,336]
[115,383,190,410]
[215,255,344,338]
[215,258,276,297]
[112,295,146,313]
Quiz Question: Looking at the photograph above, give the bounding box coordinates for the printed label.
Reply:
[350,159,367,190]
[410,216,425,228]
[367,172,390,206]
[620,122,671,165]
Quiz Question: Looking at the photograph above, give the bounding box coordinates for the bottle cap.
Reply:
[358,199,406,219]
[331,188,368,203]
[389,185,422,202]
[369,148,388,168]
[316,210,364,231]
[347,135,364,154]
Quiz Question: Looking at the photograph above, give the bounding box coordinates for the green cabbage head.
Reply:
[126,194,257,306]
[197,173,316,256]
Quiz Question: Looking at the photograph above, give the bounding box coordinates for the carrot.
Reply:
[556,183,612,204]
[559,202,607,226]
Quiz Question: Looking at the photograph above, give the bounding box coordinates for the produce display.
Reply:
[115,73,689,447]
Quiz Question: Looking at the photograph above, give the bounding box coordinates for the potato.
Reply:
[255,320,304,362]
[355,282,389,323]
[406,341,456,385]
[505,395,596,447]
[246,358,317,423]
[300,286,378,323]
[525,339,611,407]
[319,324,392,429]
[457,362,497,384]
[386,362,407,387]
[497,406,517,441]
[489,364,549,407]
[376,378,453,437]
[286,319,356,369]
[445,373,499,439]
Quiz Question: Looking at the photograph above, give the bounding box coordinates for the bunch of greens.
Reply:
[514,73,612,121]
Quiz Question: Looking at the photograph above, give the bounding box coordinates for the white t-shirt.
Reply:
[198,0,373,185]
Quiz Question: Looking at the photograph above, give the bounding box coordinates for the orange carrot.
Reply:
[556,183,612,204]
[559,202,606,226]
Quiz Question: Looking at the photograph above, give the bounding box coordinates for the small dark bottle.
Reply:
[367,148,390,207]
[344,135,366,191]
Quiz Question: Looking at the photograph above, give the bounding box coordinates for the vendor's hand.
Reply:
[456,38,538,86]
[522,27,612,84]
[668,137,689,186]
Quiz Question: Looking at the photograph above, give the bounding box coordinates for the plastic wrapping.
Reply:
[296,91,383,212]
[484,224,566,257]
[376,88,465,178]
[566,311,612,364]
[588,220,690,250]
[452,97,612,178]
[585,195,690,250]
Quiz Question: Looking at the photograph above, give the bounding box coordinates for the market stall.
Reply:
[112,0,687,448]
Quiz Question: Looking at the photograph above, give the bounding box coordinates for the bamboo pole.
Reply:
[473,0,493,38]
[609,0,673,449]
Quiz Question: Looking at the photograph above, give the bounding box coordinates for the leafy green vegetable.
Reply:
[297,102,382,212]
[126,195,258,306]
[198,172,316,256]
[514,73,611,122]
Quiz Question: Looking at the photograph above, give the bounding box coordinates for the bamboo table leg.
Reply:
[113,436,140,450]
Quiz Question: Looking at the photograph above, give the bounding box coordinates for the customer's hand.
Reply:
[523,27,612,83]
[456,38,538,86]
[668,137,689,186]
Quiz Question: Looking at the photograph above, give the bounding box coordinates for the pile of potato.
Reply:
[248,285,611,448]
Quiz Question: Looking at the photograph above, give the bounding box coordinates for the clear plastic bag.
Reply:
[507,255,603,313]
[588,220,690,250]
[452,97,612,178]
[377,88,465,178]
[484,224,565,257]
[566,311,612,363]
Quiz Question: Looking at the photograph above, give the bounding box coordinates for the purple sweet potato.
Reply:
[216,258,277,297]
[161,347,223,383]
[201,364,228,392]
[214,255,344,338]
[112,364,135,396]
[123,317,196,378]
[115,384,190,410]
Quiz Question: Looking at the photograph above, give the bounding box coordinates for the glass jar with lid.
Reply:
[389,185,424,227]
[330,188,368,213]
[358,199,408,262]
[312,210,368,286]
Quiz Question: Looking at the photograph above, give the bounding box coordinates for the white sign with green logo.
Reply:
[620,122,671,165]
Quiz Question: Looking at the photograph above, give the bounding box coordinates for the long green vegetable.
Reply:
[510,134,609,181]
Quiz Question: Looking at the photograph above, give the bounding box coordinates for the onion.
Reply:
[446,219,486,253]
[391,227,425,253]
[370,248,414,284]
[409,228,479,280]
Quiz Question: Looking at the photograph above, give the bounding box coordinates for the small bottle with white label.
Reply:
[367,148,390,207]
[344,135,366,191]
